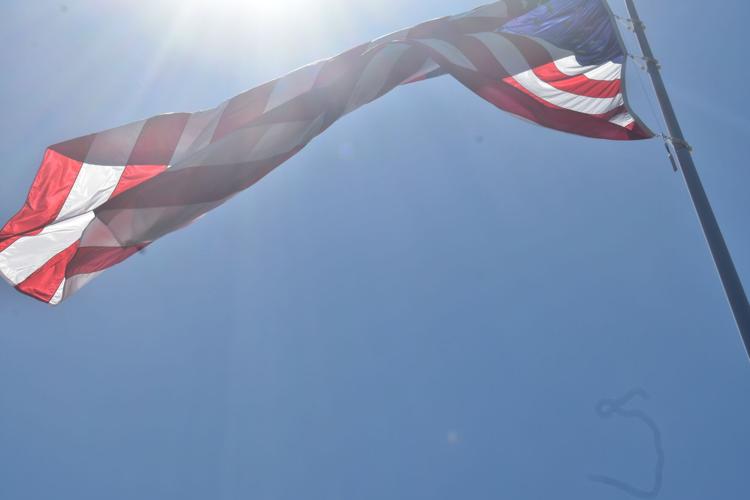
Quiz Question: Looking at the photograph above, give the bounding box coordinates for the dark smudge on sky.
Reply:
[589,389,664,498]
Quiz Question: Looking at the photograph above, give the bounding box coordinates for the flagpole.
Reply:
[623,0,750,360]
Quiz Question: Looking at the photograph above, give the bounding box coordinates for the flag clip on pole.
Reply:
[622,0,750,360]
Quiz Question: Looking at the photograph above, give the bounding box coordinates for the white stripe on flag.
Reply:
[49,279,66,305]
[169,107,227,166]
[346,43,411,113]
[62,271,103,301]
[264,62,324,113]
[609,112,635,127]
[56,164,126,222]
[528,36,623,81]
[511,69,624,114]
[579,60,622,81]
[0,212,94,285]
[416,38,477,71]
[471,33,623,115]
[252,116,327,160]
[472,33,620,83]
[85,120,145,166]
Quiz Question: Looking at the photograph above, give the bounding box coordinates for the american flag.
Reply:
[0,0,651,305]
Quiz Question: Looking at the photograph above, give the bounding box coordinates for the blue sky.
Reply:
[1,1,749,499]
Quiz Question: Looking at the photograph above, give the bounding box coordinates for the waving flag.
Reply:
[0,0,651,305]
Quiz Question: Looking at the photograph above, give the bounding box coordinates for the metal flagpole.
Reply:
[623,0,750,359]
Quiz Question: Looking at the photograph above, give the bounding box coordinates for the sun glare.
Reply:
[138,0,367,68]
[229,0,311,19]
[90,0,403,107]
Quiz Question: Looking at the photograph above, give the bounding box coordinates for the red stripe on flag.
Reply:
[314,43,370,88]
[66,245,144,278]
[99,149,302,210]
[212,82,275,143]
[498,33,623,99]
[111,165,169,199]
[15,241,80,303]
[0,149,86,246]
[501,76,626,120]
[503,75,565,109]
[376,46,431,101]
[533,62,621,98]
[458,70,649,140]
[127,113,190,165]
[49,134,96,163]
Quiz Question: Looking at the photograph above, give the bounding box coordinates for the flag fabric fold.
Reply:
[0,0,652,305]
